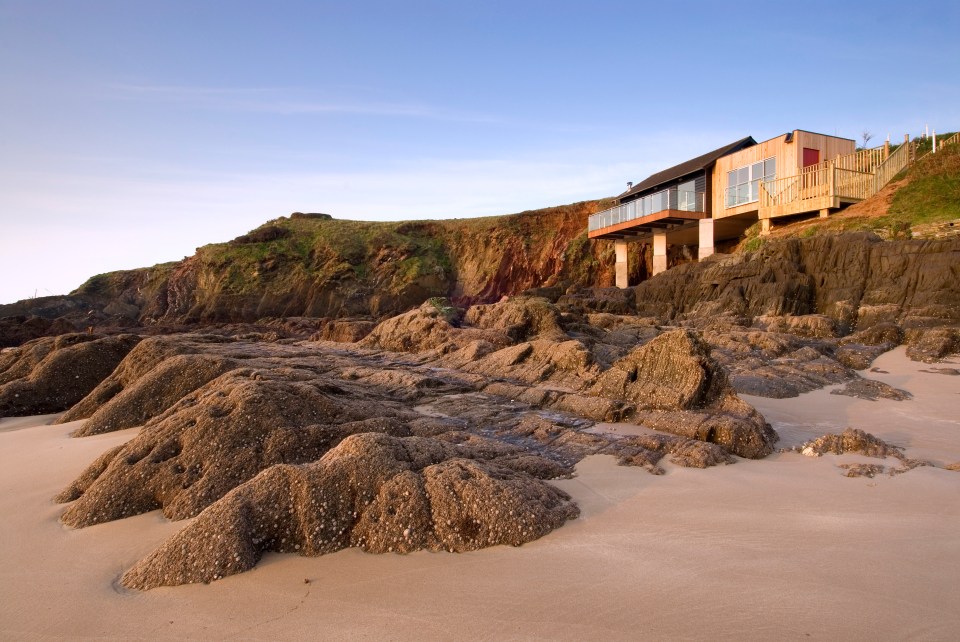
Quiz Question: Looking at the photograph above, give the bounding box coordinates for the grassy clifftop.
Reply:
[66,198,637,324]
[17,136,956,330]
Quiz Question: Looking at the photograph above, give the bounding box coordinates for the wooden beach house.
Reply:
[589,129,915,287]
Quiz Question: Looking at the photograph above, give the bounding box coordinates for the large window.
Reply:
[726,157,776,207]
[677,179,698,211]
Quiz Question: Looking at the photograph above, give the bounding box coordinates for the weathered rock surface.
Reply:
[464,296,567,341]
[58,369,411,526]
[798,428,905,459]
[622,234,960,335]
[905,328,960,363]
[797,428,930,476]
[0,315,78,348]
[587,330,776,458]
[59,335,233,425]
[702,329,857,398]
[589,330,728,410]
[120,433,578,589]
[0,334,141,417]
[830,378,912,401]
[311,318,377,343]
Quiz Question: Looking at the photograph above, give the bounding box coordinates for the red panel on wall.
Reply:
[803,147,820,167]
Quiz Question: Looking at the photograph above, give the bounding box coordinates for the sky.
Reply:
[1,0,958,304]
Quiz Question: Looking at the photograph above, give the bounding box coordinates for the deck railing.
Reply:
[759,168,829,207]
[871,140,914,193]
[802,145,888,175]
[937,132,959,150]
[760,140,916,210]
[834,168,874,200]
[589,188,705,232]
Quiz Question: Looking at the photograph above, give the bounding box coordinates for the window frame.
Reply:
[725,156,776,208]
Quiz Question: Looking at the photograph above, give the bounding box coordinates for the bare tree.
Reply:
[861,130,874,149]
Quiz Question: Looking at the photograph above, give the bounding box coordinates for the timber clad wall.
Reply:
[712,130,855,219]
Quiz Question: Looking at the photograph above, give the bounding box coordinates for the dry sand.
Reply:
[1,347,958,640]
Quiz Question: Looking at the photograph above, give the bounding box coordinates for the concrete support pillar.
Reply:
[819,208,830,219]
[760,219,771,236]
[614,240,629,289]
[698,218,715,260]
[652,232,668,276]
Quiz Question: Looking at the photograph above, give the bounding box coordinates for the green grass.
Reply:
[883,139,960,226]
[194,214,458,295]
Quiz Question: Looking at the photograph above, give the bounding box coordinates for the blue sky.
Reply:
[1,0,957,303]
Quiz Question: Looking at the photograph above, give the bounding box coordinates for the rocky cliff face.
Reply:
[552,232,959,332]
[2,201,959,352]
[1,200,653,336]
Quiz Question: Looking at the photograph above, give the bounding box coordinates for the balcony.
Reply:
[588,187,705,233]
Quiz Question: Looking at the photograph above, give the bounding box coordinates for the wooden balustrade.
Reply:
[833,168,873,200]
[800,145,887,176]
[871,141,914,193]
[938,132,959,150]
[761,139,916,211]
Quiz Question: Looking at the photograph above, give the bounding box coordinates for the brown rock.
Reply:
[588,329,729,410]
[0,334,141,417]
[755,314,840,338]
[58,369,410,527]
[311,319,376,343]
[830,378,911,401]
[905,327,960,363]
[119,433,578,589]
[464,296,567,342]
[361,299,486,353]
[58,335,202,423]
[71,353,240,436]
[799,427,905,459]
[587,329,777,458]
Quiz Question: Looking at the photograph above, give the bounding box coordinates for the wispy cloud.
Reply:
[105,82,504,123]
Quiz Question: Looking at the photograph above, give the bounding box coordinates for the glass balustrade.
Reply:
[588,188,704,232]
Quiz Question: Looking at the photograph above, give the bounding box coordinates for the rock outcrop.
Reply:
[58,369,411,526]
[4,186,954,351]
[830,378,912,401]
[796,428,930,476]
[798,428,905,459]
[1,201,634,337]
[0,334,141,417]
[120,433,578,589]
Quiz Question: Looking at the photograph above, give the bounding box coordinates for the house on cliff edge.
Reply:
[590,129,915,287]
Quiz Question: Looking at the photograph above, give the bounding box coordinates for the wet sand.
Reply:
[1,348,958,640]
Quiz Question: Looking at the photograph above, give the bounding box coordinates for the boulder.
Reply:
[465,296,567,342]
[588,329,729,410]
[360,300,463,353]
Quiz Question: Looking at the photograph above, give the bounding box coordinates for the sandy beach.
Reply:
[1,347,958,640]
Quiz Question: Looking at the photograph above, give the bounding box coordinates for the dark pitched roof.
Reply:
[619,136,757,200]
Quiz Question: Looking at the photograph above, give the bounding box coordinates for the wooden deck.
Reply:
[756,141,915,220]
[588,209,706,240]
